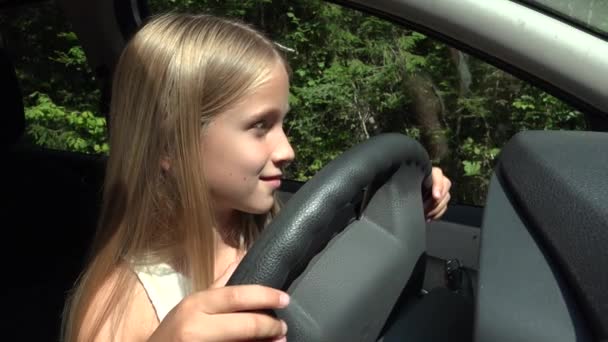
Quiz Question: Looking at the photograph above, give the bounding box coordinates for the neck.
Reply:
[213,205,240,243]
[212,209,246,281]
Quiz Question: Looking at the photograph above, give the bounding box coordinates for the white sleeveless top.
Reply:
[132,262,191,322]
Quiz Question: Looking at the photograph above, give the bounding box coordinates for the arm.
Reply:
[78,267,158,342]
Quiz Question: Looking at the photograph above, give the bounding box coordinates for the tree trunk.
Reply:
[406,73,449,161]
[449,48,472,96]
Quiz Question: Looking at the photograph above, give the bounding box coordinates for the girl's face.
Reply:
[201,62,295,219]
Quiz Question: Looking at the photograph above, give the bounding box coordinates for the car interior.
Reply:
[0,0,607,341]
[1,38,106,339]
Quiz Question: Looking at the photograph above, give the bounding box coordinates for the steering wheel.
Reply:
[227,133,432,341]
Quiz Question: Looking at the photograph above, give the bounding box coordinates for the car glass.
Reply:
[519,0,608,37]
[2,0,590,206]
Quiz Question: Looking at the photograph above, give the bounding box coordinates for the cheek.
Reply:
[205,140,266,187]
[227,138,270,173]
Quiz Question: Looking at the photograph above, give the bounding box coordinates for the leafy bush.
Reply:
[24,92,108,154]
[4,0,589,205]
[1,3,106,155]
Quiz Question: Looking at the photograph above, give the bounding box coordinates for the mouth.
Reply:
[260,175,282,188]
[259,175,282,181]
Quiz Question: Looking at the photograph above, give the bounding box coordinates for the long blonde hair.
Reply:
[62,13,286,341]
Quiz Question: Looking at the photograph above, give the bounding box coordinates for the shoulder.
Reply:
[79,264,159,342]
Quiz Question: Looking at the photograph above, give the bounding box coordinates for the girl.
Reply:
[62,13,451,342]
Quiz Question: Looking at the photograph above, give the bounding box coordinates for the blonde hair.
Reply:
[62,13,286,341]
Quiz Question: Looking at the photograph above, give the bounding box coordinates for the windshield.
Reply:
[520,0,608,37]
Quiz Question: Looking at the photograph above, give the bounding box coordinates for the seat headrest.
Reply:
[0,44,25,149]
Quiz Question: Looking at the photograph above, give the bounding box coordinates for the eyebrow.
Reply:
[249,105,290,120]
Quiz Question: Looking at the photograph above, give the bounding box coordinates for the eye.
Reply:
[250,119,272,136]
[247,111,281,135]
[253,120,268,130]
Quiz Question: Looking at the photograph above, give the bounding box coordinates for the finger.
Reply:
[250,335,288,342]
[262,337,288,342]
[426,192,450,218]
[433,205,448,220]
[431,168,444,199]
[195,285,290,314]
[273,338,288,342]
[442,177,452,197]
[427,193,451,219]
[205,312,287,341]
[429,198,449,220]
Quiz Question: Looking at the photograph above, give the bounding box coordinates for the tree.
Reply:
[5,0,590,205]
[0,2,108,154]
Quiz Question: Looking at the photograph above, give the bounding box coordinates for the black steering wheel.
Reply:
[227,133,432,341]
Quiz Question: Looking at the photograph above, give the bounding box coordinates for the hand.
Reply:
[424,167,452,221]
[148,263,289,342]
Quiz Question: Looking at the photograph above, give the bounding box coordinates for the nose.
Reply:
[272,128,295,168]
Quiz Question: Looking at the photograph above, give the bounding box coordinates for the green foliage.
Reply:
[458,137,501,204]
[2,3,106,155]
[7,0,590,205]
[25,92,109,154]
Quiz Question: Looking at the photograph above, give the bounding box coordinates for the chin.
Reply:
[245,197,275,214]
